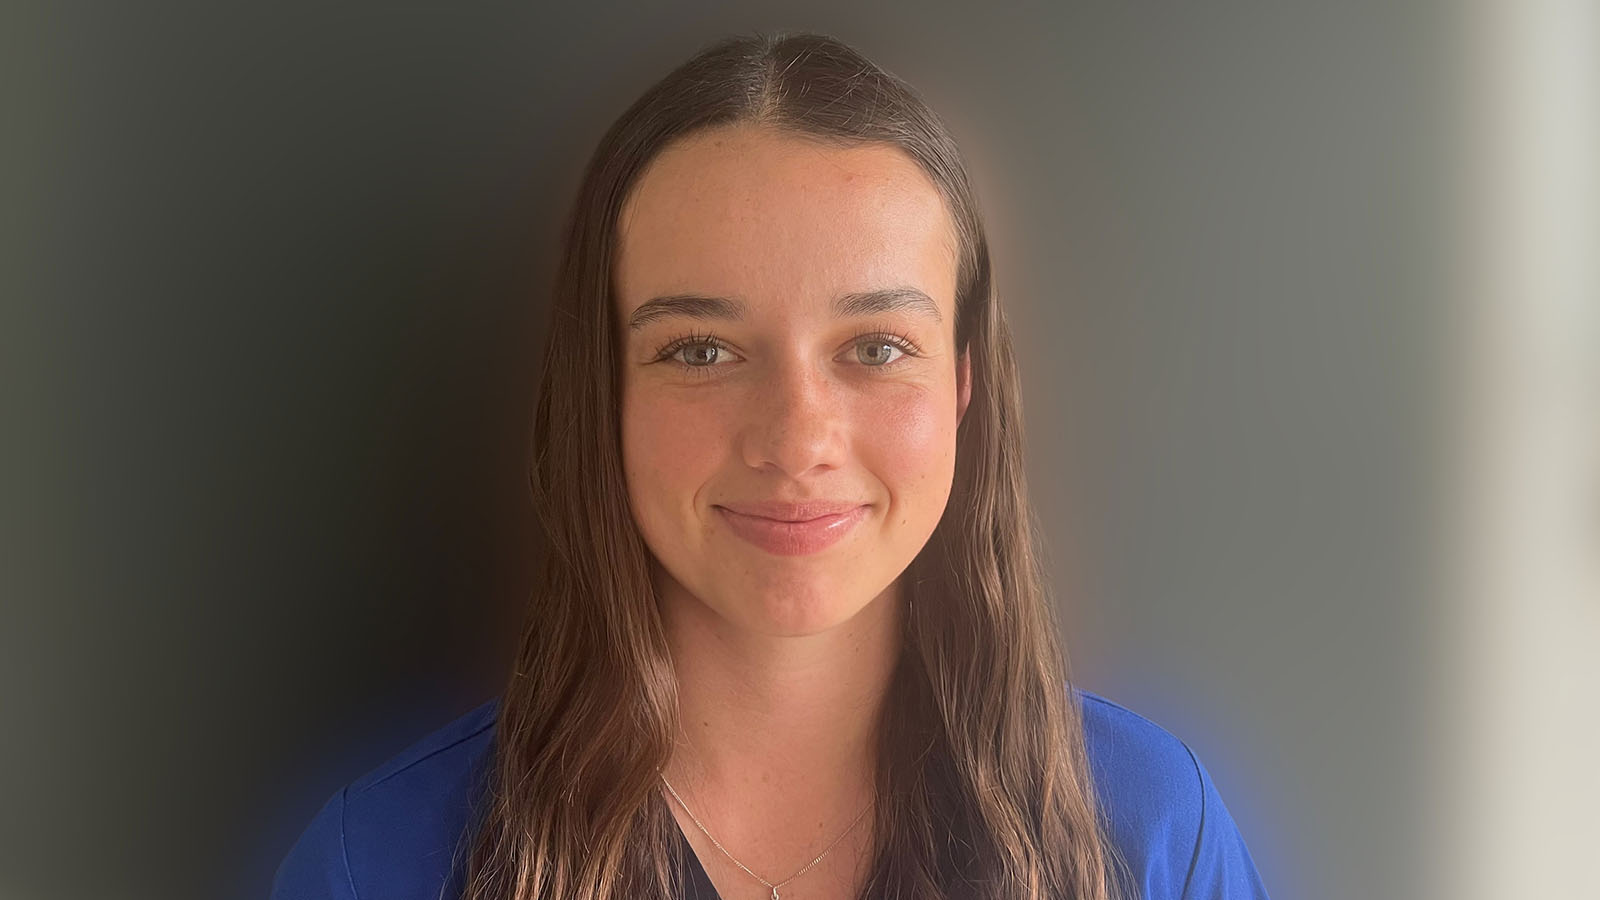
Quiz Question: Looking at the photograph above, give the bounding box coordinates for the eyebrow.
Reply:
[626,286,943,330]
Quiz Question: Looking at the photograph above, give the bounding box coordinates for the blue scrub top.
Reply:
[271,688,1270,899]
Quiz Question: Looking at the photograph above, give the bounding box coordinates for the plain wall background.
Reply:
[4,3,1472,899]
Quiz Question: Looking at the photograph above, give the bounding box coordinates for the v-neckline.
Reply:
[675,816,726,899]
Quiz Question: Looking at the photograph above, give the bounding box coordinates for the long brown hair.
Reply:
[461,31,1129,900]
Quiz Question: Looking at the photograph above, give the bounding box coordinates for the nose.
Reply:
[738,355,847,478]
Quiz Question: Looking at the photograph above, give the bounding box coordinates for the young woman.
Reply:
[273,31,1270,900]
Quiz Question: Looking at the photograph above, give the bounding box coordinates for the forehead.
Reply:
[615,125,959,320]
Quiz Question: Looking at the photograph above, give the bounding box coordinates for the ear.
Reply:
[956,347,972,427]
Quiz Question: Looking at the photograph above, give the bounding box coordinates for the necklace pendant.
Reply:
[771,889,780,900]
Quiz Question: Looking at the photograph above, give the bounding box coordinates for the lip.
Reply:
[717,499,866,521]
[713,502,870,556]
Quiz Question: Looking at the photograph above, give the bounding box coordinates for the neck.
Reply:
[657,574,904,809]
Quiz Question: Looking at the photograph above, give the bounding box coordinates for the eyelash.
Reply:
[651,328,924,377]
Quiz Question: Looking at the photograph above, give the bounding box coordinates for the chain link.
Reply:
[660,772,872,899]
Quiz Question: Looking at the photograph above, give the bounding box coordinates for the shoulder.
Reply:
[270,698,500,900]
[271,690,1270,900]
[1073,686,1272,900]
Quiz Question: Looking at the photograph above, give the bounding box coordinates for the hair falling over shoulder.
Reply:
[458,31,1133,900]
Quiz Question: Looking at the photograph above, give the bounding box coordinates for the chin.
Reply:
[650,553,903,639]
[724,577,882,638]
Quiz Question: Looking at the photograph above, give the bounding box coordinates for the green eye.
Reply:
[651,329,920,378]
[856,340,903,366]
[652,331,734,374]
[679,342,720,366]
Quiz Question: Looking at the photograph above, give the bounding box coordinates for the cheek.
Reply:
[621,390,725,513]
[858,385,958,514]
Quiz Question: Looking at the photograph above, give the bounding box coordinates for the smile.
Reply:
[713,504,870,556]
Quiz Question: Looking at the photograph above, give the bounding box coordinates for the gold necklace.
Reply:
[660,772,872,900]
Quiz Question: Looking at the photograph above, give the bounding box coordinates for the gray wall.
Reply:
[4,3,1458,899]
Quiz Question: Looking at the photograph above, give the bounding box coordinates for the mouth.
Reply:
[715,500,867,522]
[713,503,870,556]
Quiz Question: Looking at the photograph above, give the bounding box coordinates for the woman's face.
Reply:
[616,124,971,638]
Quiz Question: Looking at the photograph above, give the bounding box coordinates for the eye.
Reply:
[855,339,904,367]
[848,331,920,370]
[650,329,922,377]
[653,332,741,374]
[677,341,722,367]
